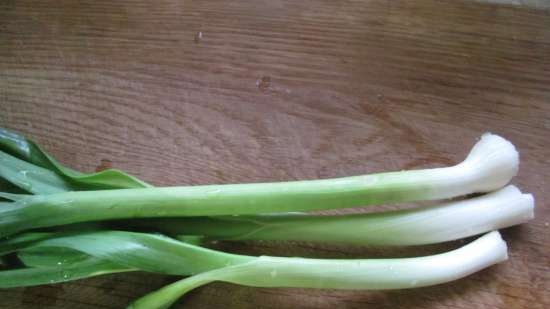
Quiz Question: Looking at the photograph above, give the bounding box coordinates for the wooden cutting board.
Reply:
[1,0,549,308]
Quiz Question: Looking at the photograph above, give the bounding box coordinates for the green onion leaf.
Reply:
[0,257,132,288]
[0,127,150,191]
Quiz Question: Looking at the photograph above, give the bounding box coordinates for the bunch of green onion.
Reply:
[0,128,534,309]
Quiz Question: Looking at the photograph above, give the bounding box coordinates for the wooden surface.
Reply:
[1,0,549,308]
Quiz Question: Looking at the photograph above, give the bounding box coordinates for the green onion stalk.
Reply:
[0,230,508,309]
[128,231,508,309]
[1,133,519,238]
[121,185,534,246]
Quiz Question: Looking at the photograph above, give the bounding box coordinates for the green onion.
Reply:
[0,133,518,238]
[121,185,534,246]
[0,128,533,309]
[0,229,509,309]
[128,231,508,309]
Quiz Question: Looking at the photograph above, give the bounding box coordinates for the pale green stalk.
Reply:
[128,231,508,309]
[0,133,518,238]
[0,230,510,309]
[130,185,533,245]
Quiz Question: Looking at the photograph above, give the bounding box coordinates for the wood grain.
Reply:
[1,0,549,308]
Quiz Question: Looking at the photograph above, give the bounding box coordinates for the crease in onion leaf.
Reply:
[0,232,53,256]
[14,234,202,269]
[0,230,249,287]
[18,246,91,268]
[11,231,254,276]
[0,191,31,201]
[0,257,133,288]
[0,150,73,194]
[128,231,509,309]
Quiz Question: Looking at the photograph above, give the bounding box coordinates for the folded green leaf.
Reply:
[0,151,73,194]
[0,191,30,201]
[0,230,250,288]
[0,128,52,170]
[18,246,90,268]
[16,231,253,275]
[0,232,53,256]
[0,127,151,191]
